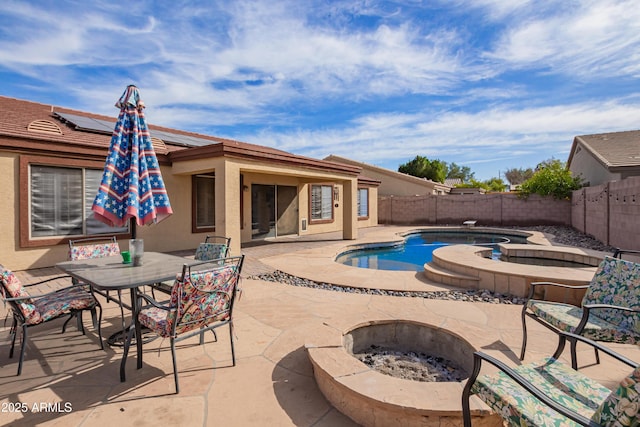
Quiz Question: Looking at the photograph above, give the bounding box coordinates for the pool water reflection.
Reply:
[336,232,528,272]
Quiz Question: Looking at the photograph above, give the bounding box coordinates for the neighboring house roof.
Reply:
[324,154,450,191]
[0,95,360,176]
[444,178,462,187]
[568,130,640,171]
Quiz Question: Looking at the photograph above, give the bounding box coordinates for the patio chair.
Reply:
[520,255,640,370]
[195,235,231,261]
[613,248,640,261]
[0,264,103,376]
[151,236,232,296]
[69,236,124,330]
[131,255,244,393]
[462,330,639,426]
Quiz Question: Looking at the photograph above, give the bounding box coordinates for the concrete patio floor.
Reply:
[2,226,639,426]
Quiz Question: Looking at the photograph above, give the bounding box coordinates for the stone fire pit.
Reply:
[306,319,501,427]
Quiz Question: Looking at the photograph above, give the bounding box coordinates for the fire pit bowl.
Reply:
[346,320,474,382]
[306,319,501,427]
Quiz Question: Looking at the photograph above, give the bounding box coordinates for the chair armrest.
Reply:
[137,291,173,311]
[557,330,639,368]
[612,248,640,259]
[576,304,640,337]
[5,276,85,301]
[526,282,590,301]
[463,352,595,426]
[22,275,74,288]
[583,303,640,314]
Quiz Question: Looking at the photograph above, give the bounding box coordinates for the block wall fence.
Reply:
[378,176,640,251]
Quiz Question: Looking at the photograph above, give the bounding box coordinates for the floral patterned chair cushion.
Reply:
[471,357,623,426]
[525,256,640,344]
[0,265,40,324]
[527,301,640,344]
[138,265,238,338]
[32,286,98,324]
[592,365,640,425]
[582,256,640,333]
[0,265,97,325]
[69,242,121,261]
[194,243,229,261]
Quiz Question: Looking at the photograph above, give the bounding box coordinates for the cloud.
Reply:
[487,0,640,77]
[238,99,640,175]
[1,0,639,181]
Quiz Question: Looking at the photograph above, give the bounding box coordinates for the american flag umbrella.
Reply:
[91,85,172,236]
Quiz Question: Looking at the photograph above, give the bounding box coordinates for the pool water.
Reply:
[335,232,528,272]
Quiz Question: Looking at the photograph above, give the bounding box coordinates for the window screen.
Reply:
[195,174,215,228]
[30,165,128,237]
[311,185,333,220]
[357,188,369,218]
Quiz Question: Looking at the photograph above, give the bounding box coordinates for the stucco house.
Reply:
[324,155,450,196]
[567,130,640,186]
[1,96,379,270]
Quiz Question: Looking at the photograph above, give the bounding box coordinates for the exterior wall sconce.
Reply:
[334,186,339,201]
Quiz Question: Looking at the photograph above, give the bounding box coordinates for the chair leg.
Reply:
[17,325,28,376]
[594,347,600,365]
[76,311,83,332]
[91,307,98,329]
[552,334,567,360]
[461,354,482,427]
[229,322,236,367]
[171,338,179,394]
[9,317,18,359]
[96,304,104,350]
[65,311,87,335]
[569,338,578,370]
[519,306,528,360]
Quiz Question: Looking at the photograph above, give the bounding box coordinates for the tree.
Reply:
[398,155,447,183]
[446,162,475,182]
[504,167,534,185]
[455,177,506,192]
[484,177,507,192]
[518,158,583,199]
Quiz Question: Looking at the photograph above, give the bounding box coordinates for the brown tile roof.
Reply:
[570,130,640,169]
[0,95,361,176]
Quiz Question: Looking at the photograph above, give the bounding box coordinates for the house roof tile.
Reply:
[0,95,361,176]
[571,130,640,169]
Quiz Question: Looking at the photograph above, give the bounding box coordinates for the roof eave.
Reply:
[170,141,362,176]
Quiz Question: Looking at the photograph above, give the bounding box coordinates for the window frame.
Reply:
[357,187,370,220]
[191,173,216,233]
[308,183,335,224]
[19,155,132,248]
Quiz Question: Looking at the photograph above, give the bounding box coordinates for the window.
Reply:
[193,174,215,232]
[310,184,333,222]
[29,165,128,238]
[357,188,369,219]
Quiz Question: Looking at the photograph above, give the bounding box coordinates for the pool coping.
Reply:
[258,226,608,295]
[426,244,605,299]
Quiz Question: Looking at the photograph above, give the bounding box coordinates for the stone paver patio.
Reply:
[2,226,639,426]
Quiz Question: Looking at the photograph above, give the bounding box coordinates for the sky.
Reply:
[1,1,640,181]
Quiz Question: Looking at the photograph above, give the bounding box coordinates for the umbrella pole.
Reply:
[131,219,137,239]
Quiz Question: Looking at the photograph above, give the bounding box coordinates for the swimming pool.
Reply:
[335,231,530,272]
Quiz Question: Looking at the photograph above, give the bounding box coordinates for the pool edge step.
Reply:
[423,263,479,289]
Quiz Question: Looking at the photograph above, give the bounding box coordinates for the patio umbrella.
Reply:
[91,85,172,237]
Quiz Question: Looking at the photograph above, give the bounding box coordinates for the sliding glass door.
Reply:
[251,184,298,240]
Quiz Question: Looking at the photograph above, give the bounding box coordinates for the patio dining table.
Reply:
[56,252,200,382]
